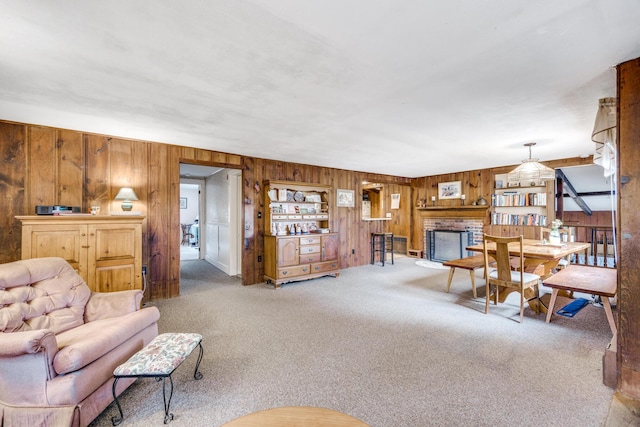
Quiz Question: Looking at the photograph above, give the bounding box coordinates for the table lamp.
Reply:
[114,187,138,211]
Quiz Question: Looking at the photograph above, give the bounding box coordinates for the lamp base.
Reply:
[121,201,133,211]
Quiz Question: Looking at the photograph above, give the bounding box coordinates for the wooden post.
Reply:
[618,57,640,398]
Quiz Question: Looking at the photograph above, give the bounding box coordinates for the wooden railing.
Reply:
[565,225,616,268]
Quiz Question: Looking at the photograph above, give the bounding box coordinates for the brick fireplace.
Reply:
[419,207,487,260]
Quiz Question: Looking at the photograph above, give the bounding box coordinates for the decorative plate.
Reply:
[294,191,304,202]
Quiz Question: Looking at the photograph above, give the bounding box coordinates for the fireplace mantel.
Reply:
[417,206,488,219]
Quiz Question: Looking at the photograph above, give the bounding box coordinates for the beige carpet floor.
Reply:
[89,257,617,427]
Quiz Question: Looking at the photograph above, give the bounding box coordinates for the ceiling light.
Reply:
[507,142,555,187]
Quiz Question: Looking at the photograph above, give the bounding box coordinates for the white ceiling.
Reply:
[1,1,639,177]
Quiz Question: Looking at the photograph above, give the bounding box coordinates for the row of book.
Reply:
[491,192,547,207]
[490,212,547,226]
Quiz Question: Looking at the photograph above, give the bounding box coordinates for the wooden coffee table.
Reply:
[222,406,370,427]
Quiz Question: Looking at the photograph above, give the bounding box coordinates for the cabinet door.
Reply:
[322,234,339,261]
[22,224,89,282]
[276,237,299,267]
[88,223,142,292]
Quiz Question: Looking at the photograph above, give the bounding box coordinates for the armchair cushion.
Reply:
[84,289,143,322]
[54,307,160,375]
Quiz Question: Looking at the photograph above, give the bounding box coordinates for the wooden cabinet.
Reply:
[264,233,340,288]
[262,180,339,288]
[17,216,143,292]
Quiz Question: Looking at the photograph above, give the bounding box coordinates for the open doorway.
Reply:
[180,179,202,261]
[180,164,243,280]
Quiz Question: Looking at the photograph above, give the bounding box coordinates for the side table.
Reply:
[112,332,204,425]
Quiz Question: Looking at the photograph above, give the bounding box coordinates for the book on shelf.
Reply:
[491,191,547,207]
[490,212,547,226]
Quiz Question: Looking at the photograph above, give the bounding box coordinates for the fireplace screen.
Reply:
[426,230,473,262]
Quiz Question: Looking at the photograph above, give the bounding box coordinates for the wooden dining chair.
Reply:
[482,234,541,323]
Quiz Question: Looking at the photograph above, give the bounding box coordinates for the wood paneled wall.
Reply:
[411,169,494,249]
[0,120,413,298]
[0,119,595,300]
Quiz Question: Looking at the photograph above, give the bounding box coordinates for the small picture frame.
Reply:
[495,180,504,189]
[438,181,462,199]
[180,197,188,209]
[336,189,355,207]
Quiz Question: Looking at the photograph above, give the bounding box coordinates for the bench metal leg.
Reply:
[111,378,123,426]
[163,376,175,424]
[194,342,204,380]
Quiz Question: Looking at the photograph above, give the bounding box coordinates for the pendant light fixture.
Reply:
[592,97,616,178]
[506,142,555,187]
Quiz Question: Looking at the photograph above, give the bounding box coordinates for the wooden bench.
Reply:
[543,265,617,335]
[443,254,487,299]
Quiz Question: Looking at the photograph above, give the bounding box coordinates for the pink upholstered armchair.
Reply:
[0,257,160,427]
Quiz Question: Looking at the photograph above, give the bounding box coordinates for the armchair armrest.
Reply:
[0,329,57,357]
[84,290,143,322]
[0,330,58,405]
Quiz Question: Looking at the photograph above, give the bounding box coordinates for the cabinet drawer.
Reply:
[300,236,321,245]
[299,245,320,254]
[311,260,339,273]
[278,264,310,279]
[300,253,321,263]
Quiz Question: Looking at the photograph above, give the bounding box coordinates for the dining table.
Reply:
[466,239,591,313]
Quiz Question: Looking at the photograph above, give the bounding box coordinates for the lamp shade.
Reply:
[592,97,616,178]
[507,143,555,187]
[114,187,138,211]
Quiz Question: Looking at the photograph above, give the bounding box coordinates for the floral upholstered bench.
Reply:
[111,333,204,425]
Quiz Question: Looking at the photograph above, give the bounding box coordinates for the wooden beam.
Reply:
[618,57,640,398]
[556,169,592,215]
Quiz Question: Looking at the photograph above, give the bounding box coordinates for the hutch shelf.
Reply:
[262,180,340,289]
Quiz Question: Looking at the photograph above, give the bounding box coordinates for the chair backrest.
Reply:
[0,257,90,333]
[483,234,525,283]
[540,227,568,241]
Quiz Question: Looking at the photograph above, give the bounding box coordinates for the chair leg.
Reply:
[469,270,477,299]
[445,268,455,293]
[485,282,490,314]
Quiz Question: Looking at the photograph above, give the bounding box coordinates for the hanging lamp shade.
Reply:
[507,142,555,187]
[592,97,617,178]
